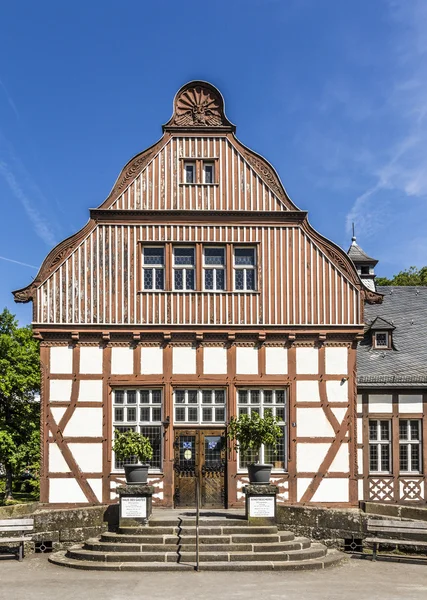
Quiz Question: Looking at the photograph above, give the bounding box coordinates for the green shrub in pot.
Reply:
[112,429,153,485]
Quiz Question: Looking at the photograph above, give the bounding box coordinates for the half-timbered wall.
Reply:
[36,224,360,327]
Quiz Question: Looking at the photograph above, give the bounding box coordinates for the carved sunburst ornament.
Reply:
[174,86,223,127]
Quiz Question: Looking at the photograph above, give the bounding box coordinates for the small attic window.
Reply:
[374,331,389,349]
[360,266,370,275]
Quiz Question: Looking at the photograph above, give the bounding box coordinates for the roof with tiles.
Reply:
[347,239,378,264]
[357,286,427,386]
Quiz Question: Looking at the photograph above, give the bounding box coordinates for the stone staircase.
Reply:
[49,514,346,571]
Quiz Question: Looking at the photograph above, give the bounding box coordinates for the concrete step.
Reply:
[49,549,347,571]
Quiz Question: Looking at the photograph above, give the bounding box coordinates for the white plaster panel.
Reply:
[265,347,288,375]
[296,443,329,473]
[399,479,424,500]
[111,347,133,374]
[328,443,349,473]
[358,479,364,500]
[296,380,320,403]
[296,347,318,374]
[50,346,73,374]
[63,408,103,437]
[357,448,364,474]
[49,478,87,503]
[330,407,348,426]
[398,395,423,414]
[87,479,103,503]
[48,444,69,473]
[49,379,72,402]
[325,347,348,375]
[50,407,67,425]
[141,346,163,374]
[326,380,348,403]
[236,347,258,375]
[78,380,103,402]
[368,394,393,414]
[203,347,227,374]
[357,394,363,412]
[69,443,103,472]
[296,408,335,437]
[311,478,349,503]
[357,417,363,444]
[297,478,313,502]
[79,346,103,374]
[172,346,196,374]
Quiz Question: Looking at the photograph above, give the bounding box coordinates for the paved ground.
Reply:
[0,555,426,600]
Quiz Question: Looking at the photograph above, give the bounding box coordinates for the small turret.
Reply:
[347,226,378,291]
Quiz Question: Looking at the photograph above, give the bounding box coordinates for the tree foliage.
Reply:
[112,429,153,463]
[227,412,282,463]
[376,266,427,286]
[0,308,40,500]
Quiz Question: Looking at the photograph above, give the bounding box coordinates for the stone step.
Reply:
[150,518,248,528]
[49,550,347,571]
[66,547,180,563]
[101,532,178,544]
[119,526,177,535]
[83,539,181,553]
[179,526,279,535]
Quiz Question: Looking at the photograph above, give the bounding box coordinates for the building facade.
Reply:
[14,81,382,508]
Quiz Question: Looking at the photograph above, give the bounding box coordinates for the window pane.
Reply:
[185,164,195,183]
[140,426,162,470]
[380,421,390,441]
[175,406,186,422]
[411,445,420,471]
[239,406,248,416]
[202,407,212,422]
[188,390,198,404]
[114,407,124,422]
[143,247,164,265]
[410,420,420,440]
[238,390,248,404]
[235,270,244,290]
[115,391,124,404]
[127,407,137,422]
[239,446,257,469]
[375,333,388,347]
[215,407,225,422]
[381,445,390,472]
[174,269,183,290]
[140,390,149,404]
[152,407,162,422]
[127,391,137,404]
[202,390,212,404]
[204,165,214,184]
[205,247,224,266]
[186,269,195,290]
[399,420,408,440]
[205,269,214,290]
[264,390,273,404]
[246,269,255,291]
[152,390,162,404]
[174,248,195,266]
[215,390,225,404]
[369,444,378,471]
[188,407,198,422]
[143,269,153,289]
[155,269,164,290]
[369,421,377,441]
[140,407,150,422]
[175,390,185,404]
[276,407,285,421]
[400,444,408,471]
[250,390,260,404]
[235,248,255,266]
[275,391,285,404]
[216,269,225,290]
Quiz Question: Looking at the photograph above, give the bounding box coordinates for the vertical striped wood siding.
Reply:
[36,224,360,326]
[109,137,288,212]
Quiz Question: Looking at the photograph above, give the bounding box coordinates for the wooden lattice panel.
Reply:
[399,479,424,502]
[368,477,394,502]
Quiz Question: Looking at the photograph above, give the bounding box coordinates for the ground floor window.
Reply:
[237,388,286,470]
[399,419,422,473]
[368,419,391,473]
[113,388,162,470]
[173,388,226,425]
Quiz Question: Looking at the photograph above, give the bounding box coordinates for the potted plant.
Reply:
[112,429,153,485]
[227,412,282,484]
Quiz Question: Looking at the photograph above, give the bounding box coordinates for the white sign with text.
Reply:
[249,496,275,518]
[121,496,147,518]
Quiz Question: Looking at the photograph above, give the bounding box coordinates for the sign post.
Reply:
[243,484,278,525]
[117,484,154,528]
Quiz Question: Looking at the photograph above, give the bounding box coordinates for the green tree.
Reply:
[376,266,427,286]
[0,308,40,501]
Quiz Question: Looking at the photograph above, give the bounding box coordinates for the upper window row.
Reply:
[184,161,215,184]
[142,246,257,292]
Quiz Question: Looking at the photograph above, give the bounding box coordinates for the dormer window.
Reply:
[374,331,389,348]
[360,266,370,276]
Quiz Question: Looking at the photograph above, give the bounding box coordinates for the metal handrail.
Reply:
[195,475,200,572]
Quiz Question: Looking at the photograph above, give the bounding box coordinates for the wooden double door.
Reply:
[173,429,227,508]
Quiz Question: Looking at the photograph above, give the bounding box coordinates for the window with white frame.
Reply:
[142,247,165,291]
[203,163,214,184]
[204,247,225,291]
[369,420,391,473]
[399,419,422,473]
[184,162,196,183]
[234,247,256,291]
[173,247,195,291]
[113,389,162,470]
[174,389,226,424]
[237,389,286,470]
[374,331,389,348]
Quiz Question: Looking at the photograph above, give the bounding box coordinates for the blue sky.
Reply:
[1,0,426,324]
